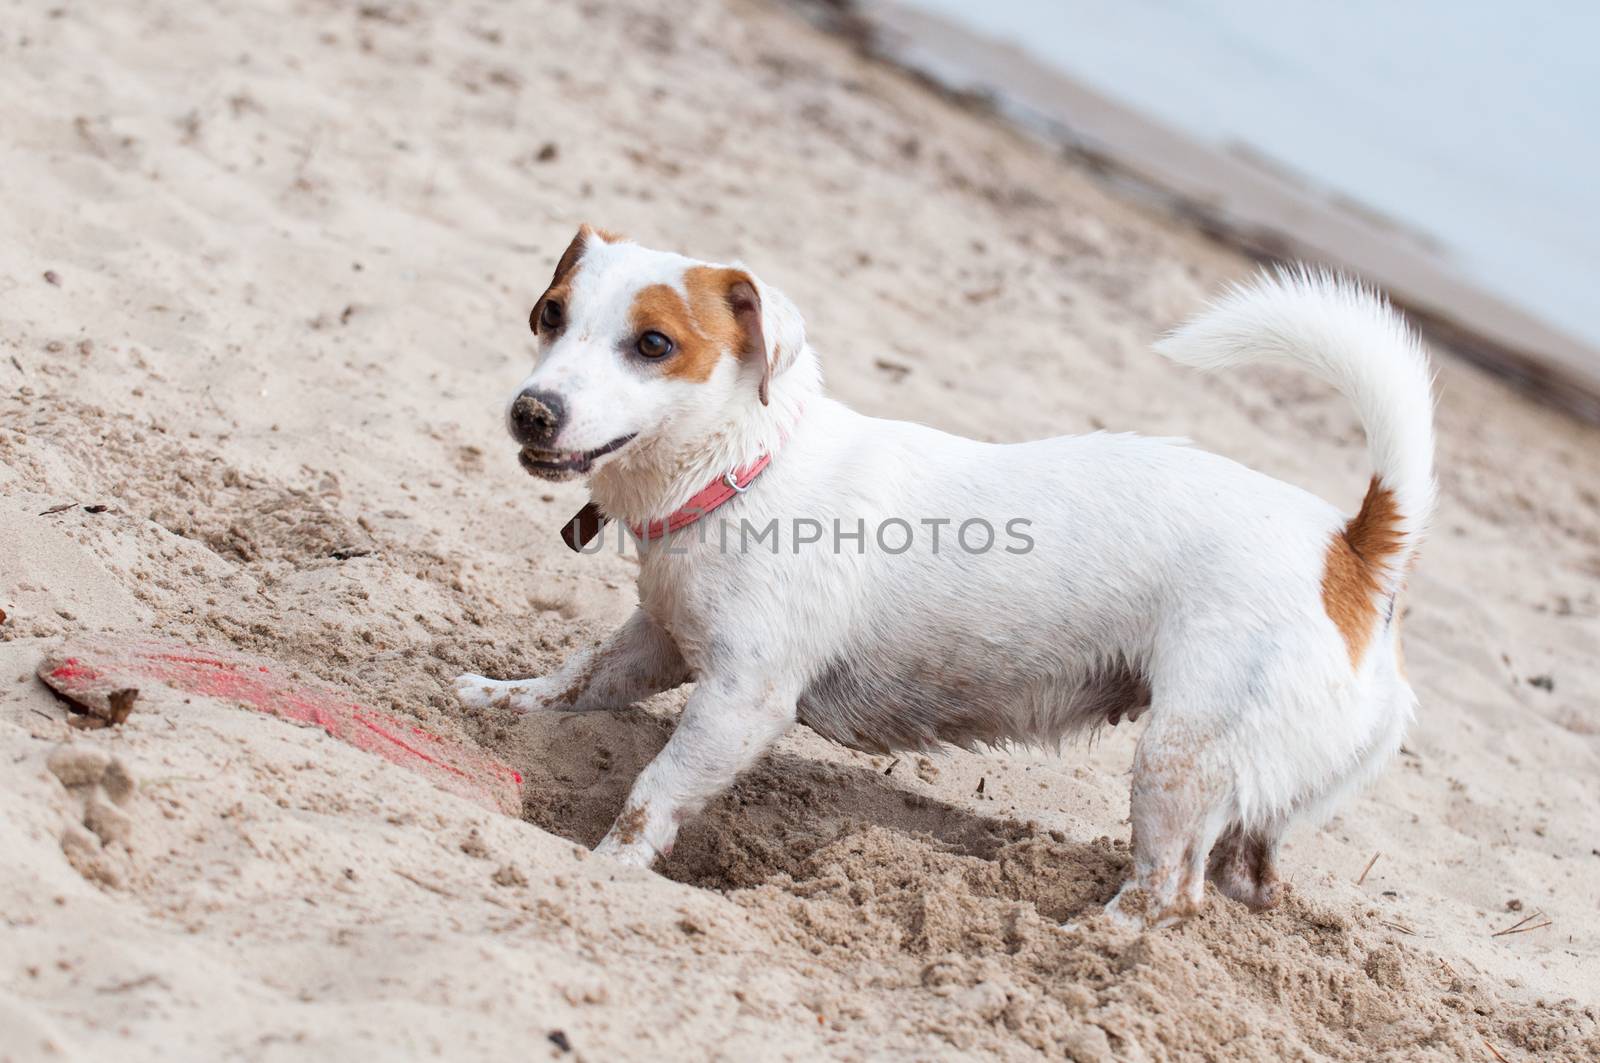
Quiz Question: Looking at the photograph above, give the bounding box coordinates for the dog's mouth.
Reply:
[517,433,637,480]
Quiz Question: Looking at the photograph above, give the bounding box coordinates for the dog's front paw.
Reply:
[1104,882,1195,931]
[593,834,658,869]
[454,673,508,711]
[454,673,551,712]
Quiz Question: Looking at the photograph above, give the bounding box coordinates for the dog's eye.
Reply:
[636,331,674,359]
[536,300,564,332]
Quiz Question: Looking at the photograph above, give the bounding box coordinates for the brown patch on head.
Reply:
[723,274,770,404]
[628,266,759,388]
[530,224,626,335]
[1322,477,1406,665]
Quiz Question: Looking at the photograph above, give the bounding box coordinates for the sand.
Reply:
[2,1,1597,1059]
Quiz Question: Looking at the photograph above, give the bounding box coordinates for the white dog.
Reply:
[457,226,1435,929]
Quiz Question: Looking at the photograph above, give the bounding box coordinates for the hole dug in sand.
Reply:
[500,708,1597,1059]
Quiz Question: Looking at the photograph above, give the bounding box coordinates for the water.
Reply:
[898,0,1600,350]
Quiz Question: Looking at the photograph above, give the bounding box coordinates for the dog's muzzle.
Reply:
[507,388,636,480]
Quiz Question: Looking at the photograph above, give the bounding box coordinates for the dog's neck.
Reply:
[587,350,820,527]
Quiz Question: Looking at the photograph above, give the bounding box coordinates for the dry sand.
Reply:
[2,1,1597,1059]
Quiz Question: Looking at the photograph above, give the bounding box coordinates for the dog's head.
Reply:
[506,225,806,482]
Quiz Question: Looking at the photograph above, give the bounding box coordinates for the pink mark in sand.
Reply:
[39,636,521,815]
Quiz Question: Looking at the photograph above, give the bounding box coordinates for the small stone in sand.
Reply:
[492,863,528,887]
[460,827,492,859]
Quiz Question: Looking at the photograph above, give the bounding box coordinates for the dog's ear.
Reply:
[532,225,623,335]
[723,270,805,406]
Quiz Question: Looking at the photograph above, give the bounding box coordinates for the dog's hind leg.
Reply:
[1206,822,1285,911]
[1105,694,1238,930]
[594,671,798,867]
[454,609,689,713]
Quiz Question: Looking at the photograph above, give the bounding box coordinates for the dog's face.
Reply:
[507,226,805,481]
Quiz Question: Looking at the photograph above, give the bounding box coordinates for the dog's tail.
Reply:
[1153,266,1436,599]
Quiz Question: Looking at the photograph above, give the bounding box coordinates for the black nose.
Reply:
[509,389,566,446]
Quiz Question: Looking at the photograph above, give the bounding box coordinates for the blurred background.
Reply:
[844,0,1600,420]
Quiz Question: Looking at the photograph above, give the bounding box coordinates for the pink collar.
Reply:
[560,451,776,552]
[563,410,800,551]
[630,454,772,541]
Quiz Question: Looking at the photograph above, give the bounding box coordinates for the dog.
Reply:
[456,225,1436,929]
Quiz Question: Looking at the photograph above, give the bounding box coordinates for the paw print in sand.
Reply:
[47,744,139,888]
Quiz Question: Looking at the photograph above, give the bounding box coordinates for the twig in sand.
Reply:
[1484,1039,1510,1062]
[1490,910,1549,937]
[96,973,163,995]
[39,502,77,516]
[142,775,214,789]
[394,868,456,898]
[1356,851,1381,885]
[203,385,227,417]
[1494,919,1552,937]
[1491,911,1539,935]
[1378,919,1415,935]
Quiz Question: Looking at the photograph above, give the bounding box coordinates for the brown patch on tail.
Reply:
[1322,477,1406,665]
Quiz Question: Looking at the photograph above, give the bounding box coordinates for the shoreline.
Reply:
[817,0,1600,423]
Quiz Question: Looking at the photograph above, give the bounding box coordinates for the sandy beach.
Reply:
[2,1,1597,1059]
